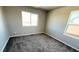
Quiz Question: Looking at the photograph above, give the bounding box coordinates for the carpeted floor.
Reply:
[4,34,77,52]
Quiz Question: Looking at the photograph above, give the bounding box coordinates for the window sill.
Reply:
[64,33,79,40]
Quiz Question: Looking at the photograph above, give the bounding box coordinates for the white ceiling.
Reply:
[33,6,61,11]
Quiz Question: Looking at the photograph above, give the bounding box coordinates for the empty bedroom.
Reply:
[0,6,79,52]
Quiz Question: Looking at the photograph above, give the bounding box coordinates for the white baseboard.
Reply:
[45,33,79,51]
[10,32,44,37]
[1,36,10,52]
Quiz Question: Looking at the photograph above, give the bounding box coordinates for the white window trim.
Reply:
[64,11,79,40]
[22,11,38,26]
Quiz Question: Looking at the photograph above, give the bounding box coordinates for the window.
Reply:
[22,11,38,26]
[65,11,79,38]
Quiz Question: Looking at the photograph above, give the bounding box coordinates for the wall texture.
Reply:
[4,7,46,37]
[46,7,79,51]
[0,7,9,51]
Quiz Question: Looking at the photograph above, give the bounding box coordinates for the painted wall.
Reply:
[0,7,9,51]
[46,7,79,51]
[4,7,46,37]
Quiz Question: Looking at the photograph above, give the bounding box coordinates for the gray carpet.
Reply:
[6,34,77,52]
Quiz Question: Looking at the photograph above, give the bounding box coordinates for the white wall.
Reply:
[46,7,79,51]
[4,7,46,37]
[0,7,9,51]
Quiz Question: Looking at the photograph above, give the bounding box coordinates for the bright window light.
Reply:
[65,10,79,38]
[22,11,38,26]
[31,13,38,26]
[69,17,79,24]
[22,11,30,26]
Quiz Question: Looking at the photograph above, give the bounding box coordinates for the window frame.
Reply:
[22,11,39,27]
[64,10,79,39]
